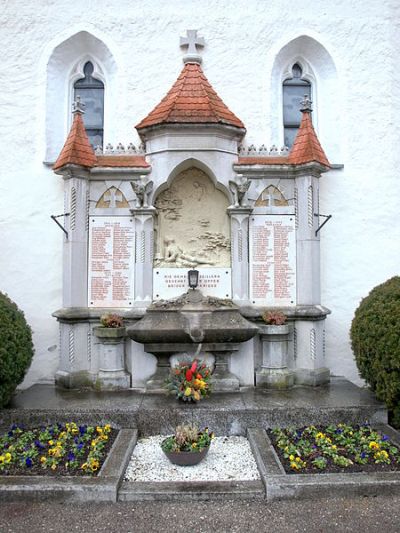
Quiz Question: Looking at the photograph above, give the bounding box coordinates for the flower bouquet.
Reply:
[165,359,211,402]
[161,424,214,466]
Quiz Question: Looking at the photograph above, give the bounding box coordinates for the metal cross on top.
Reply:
[180,29,205,64]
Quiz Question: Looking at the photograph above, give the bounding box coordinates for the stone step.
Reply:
[2,378,387,436]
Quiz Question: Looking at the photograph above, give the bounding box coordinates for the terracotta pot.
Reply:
[162,446,210,466]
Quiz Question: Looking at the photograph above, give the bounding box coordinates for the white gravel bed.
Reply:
[124,435,260,482]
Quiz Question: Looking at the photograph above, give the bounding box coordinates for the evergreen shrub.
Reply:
[0,292,34,407]
[350,276,400,426]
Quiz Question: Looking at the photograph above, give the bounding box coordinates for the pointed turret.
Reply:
[53,97,97,171]
[288,96,330,167]
[136,30,245,132]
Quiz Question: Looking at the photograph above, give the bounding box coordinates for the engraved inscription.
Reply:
[88,217,135,307]
[249,215,296,306]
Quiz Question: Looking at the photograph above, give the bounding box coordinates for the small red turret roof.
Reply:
[136,62,245,131]
[288,99,329,167]
[53,107,97,171]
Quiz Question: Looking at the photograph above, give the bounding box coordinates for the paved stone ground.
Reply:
[2,495,400,532]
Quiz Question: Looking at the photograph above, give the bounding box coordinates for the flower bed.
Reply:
[269,424,400,474]
[0,423,117,476]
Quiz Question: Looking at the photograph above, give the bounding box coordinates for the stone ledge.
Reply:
[240,304,331,321]
[0,429,137,503]
[119,480,264,501]
[248,425,400,501]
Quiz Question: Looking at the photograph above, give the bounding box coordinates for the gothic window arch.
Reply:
[268,35,340,161]
[45,30,118,162]
[282,62,311,148]
[72,60,105,148]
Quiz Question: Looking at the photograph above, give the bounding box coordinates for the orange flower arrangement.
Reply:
[165,359,212,402]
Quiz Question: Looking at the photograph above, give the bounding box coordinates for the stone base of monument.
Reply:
[94,327,131,390]
[255,368,294,390]
[55,369,95,389]
[211,352,240,392]
[144,354,170,392]
[294,367,330,386]
[97,370,131,390]
[144,344,240,392]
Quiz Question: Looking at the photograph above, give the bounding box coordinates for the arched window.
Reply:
[74,61,104,148]
[282,63,311,148]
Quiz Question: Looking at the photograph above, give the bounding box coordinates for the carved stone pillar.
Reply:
[294,167,329,385]
[130,207,157,305]
[228,206,252,304]
[56,167,91,387]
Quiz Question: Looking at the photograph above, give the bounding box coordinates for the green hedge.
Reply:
[350,276,400,426]
[0,292,34,408]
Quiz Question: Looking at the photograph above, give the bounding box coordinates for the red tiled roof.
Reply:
[95,156,150,168]
[53,112,97,170]
[288,112,330,167]
[237,157,291,166]
[136,62,245,130]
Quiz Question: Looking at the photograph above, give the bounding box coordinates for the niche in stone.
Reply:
[153,167,231,299]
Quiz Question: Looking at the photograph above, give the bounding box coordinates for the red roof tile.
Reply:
[53,112,97,170]
[136,63,245,130]
[95,155,150,168]
[288,111,330,167]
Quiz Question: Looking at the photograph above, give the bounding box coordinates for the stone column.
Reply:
[227,206,252,304]
[294,166,329,385]
[295,169,320,305]
[56,168,92,387]
[256,324,294,389]
[130,207,157,305]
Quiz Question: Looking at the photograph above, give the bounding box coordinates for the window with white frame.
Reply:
[282,63,311,148]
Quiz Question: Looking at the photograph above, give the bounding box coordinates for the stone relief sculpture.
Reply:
[130,177,153,208]
[154,167,231,268]
[229,175,250,207]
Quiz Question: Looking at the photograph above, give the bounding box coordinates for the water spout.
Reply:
[181,311,205,343]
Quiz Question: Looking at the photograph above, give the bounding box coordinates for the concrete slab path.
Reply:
[2,495,400,532]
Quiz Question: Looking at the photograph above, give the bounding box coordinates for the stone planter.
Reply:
[256,324,294,390]
[93,327,130,390]
[162,446,210,466]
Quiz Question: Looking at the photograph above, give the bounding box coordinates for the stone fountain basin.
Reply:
[128,309,258,344]
[126,291,259,345]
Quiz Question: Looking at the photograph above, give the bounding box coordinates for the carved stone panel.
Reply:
[154,168,231,268]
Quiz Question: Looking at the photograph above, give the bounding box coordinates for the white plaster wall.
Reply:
[0,0,398,387]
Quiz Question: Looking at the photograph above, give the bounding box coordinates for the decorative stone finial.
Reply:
[72,95,85,114]
[180,29,205,64]
[300,94,312,113]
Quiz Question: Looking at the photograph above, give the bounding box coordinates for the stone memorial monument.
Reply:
[53,30,331,391]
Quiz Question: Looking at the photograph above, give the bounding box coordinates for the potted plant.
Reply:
[161,424,214,466]
[256,310,294,389]
[165,359,211,402]
[93,314,130,389]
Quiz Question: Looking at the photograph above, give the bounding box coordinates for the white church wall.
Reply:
[0,0,398,387]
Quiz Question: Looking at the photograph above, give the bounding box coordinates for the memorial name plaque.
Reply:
[153,268,232,300]
[88,216,135,307]
[249,215,296,306]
